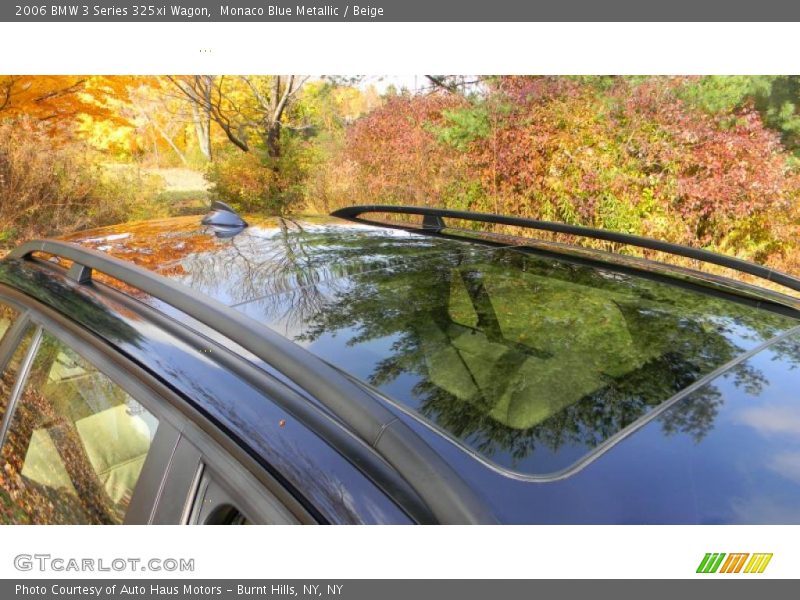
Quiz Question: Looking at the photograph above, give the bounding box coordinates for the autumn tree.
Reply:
[163,76,214,161]
[129,83,190,165]
[167,75,309,159]
[345,92,471,205]
[0,76,134,131]
[424,75,482,95]
[122,78,214,165]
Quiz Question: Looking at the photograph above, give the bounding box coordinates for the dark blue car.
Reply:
[1,204,799,524]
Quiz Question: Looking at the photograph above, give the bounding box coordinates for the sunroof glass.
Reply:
[235,245,799,476]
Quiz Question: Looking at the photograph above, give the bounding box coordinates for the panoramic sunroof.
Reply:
[233,242,798,476]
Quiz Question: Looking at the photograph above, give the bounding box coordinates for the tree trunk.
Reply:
[265,121,281,159]
[190,101,212,161]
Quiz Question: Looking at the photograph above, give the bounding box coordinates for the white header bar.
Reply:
[1,23,799,75]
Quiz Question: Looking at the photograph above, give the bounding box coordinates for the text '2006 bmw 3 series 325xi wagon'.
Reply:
[1,203,800,524]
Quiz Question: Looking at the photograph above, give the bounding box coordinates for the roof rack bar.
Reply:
[7,239,495,524]
[332,205,800,295]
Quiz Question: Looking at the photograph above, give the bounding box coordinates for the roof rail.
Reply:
[332,204,800,295]
[7,239,496,524]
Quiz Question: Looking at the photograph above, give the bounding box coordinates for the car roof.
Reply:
[8,211,800,522]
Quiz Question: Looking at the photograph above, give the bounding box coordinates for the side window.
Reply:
[0,331,160,524]
[0,302,19,343]
[152,437,300,525]
[191,474,251,525]
[0,326,37,421]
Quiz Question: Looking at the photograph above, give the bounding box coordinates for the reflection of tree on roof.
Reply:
[0,262,143,349]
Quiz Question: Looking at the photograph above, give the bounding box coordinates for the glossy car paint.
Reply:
[5,213,800,523]
[0,261,411,524]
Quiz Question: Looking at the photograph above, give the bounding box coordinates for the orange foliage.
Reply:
[0,75,140,133]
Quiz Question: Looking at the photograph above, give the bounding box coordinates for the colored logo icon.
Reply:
[696,553,773,574]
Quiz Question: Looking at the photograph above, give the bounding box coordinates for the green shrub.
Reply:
[93,168,168,223]
[337,78,800,264]
[206,151,287,214]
